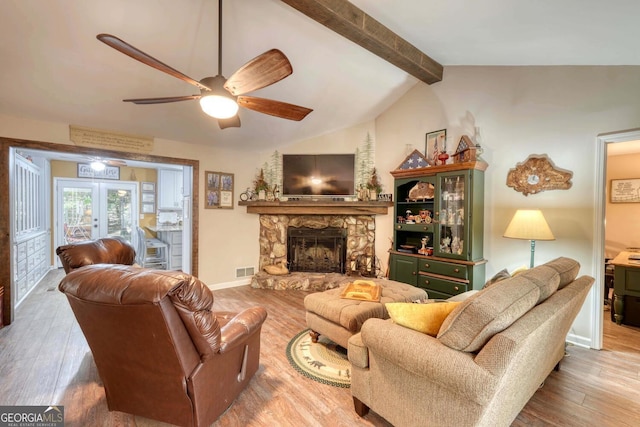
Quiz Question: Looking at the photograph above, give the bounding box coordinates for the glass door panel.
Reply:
[60,181,97,244]
[436,172,469,259]
[102,184,135,242]
[55,179,138,257]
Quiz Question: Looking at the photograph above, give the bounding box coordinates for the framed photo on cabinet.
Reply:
[425,129,447,164]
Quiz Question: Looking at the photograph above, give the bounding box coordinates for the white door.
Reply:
[54,179,138,262]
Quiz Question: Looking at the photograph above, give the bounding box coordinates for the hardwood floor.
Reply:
[1,269,639,426]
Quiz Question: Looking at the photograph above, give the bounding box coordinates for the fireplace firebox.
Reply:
[287,227,346,273]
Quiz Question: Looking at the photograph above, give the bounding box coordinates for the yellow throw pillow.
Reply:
[386,301,462,336]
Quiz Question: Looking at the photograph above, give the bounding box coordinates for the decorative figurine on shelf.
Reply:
[367,168,383,201]
[451,236,461,255]
[407,181,435,201]
[253,168,270,201]
[441,236,451,253]
[437,151,450,165]
[418,236,431,255]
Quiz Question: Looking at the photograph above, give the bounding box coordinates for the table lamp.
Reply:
[503,209,555,268]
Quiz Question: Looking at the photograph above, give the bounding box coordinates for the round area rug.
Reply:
[286,329,351,388]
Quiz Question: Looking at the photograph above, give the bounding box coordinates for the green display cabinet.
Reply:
[389,161,488,298]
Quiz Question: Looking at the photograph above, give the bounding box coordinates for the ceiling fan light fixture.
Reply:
[199,75,238,119]
[199,93,238,119]
[90,161,106,171]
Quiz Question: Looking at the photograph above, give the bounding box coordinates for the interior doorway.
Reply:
[0,136,200,327]
[54,179,138,266]
[594,128,640,349]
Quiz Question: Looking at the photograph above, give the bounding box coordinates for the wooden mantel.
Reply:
[238,200,392,215]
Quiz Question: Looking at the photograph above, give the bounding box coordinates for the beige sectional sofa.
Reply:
[348,257,594,427]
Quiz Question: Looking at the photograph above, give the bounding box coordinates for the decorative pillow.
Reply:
[511,265,529,276]
[386,301,462,337]
[543,257,580,289]
[483,268,511,288]
[437,278,541,352]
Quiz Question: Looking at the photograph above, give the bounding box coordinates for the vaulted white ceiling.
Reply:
[1,0,638,151]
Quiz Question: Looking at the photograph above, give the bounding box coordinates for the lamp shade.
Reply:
[503,209,555,241]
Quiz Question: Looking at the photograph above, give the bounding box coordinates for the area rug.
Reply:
[286,329,351,388]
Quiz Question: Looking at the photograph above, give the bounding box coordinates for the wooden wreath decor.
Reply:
[506,155,572,196]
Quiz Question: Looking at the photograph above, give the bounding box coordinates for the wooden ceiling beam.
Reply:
[279,0,443,84]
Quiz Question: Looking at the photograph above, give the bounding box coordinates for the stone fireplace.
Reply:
[287,227,346,273]
[254,214,377,289]
[239,200,392,290]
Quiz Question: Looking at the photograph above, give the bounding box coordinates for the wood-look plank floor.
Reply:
[1,269,639,426]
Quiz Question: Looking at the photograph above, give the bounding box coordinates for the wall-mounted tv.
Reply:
[282,154,356,197]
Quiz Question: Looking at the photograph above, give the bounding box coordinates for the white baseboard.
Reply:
[208,277,252,291]
[566,332,592,349]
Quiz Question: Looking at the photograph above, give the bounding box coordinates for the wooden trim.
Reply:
[390,160,489,178]
[389,250,488,266]
[0,136,199,326]
[279,0,443,84]
[238,200,392,215]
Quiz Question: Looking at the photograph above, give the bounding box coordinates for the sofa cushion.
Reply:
[386,301,462,336]
[543,257,580,289]
[437,276,541,352]
[517,266,560,304]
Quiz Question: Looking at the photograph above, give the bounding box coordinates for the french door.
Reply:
[54,179,138,261]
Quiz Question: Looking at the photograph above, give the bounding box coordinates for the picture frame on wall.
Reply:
[425,129,447,164]
[205,171,234,209]
[141,193,155,203]
[142,182,155,192]
[142,203,155,214]
[610,178,640,203]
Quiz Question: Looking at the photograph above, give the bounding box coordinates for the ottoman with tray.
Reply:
[304,278,428,348]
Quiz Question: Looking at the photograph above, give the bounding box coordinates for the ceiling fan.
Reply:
[97,0,312,130]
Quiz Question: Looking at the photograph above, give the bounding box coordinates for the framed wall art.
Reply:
[205,171,234,209]
[610,178,640,203]
[425,129,446,164]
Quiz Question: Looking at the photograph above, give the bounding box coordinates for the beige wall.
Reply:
[605,153,640,258]
[3,65,640,346]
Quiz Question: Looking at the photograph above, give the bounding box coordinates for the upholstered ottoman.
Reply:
[304,279,428,348]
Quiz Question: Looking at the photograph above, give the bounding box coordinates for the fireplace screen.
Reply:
[287,227,346,273]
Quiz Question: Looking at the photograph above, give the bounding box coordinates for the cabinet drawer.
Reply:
[418,274,468,296]
[395,223,433,233]
[419,259,468,280]
[17,242,27,261]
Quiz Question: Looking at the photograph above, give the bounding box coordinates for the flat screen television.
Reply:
[282,154,356,198]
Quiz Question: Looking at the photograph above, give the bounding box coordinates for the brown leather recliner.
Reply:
[56,237,136,273]
[58,264,268,427]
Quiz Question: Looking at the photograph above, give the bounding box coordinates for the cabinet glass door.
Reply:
[435,172,469,259]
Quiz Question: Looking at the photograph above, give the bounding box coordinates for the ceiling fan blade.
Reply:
[123,95,201,105]
[238,96,312,121]
[97,34,211,91]
[218,115,241,129]
[224,49,293,96]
